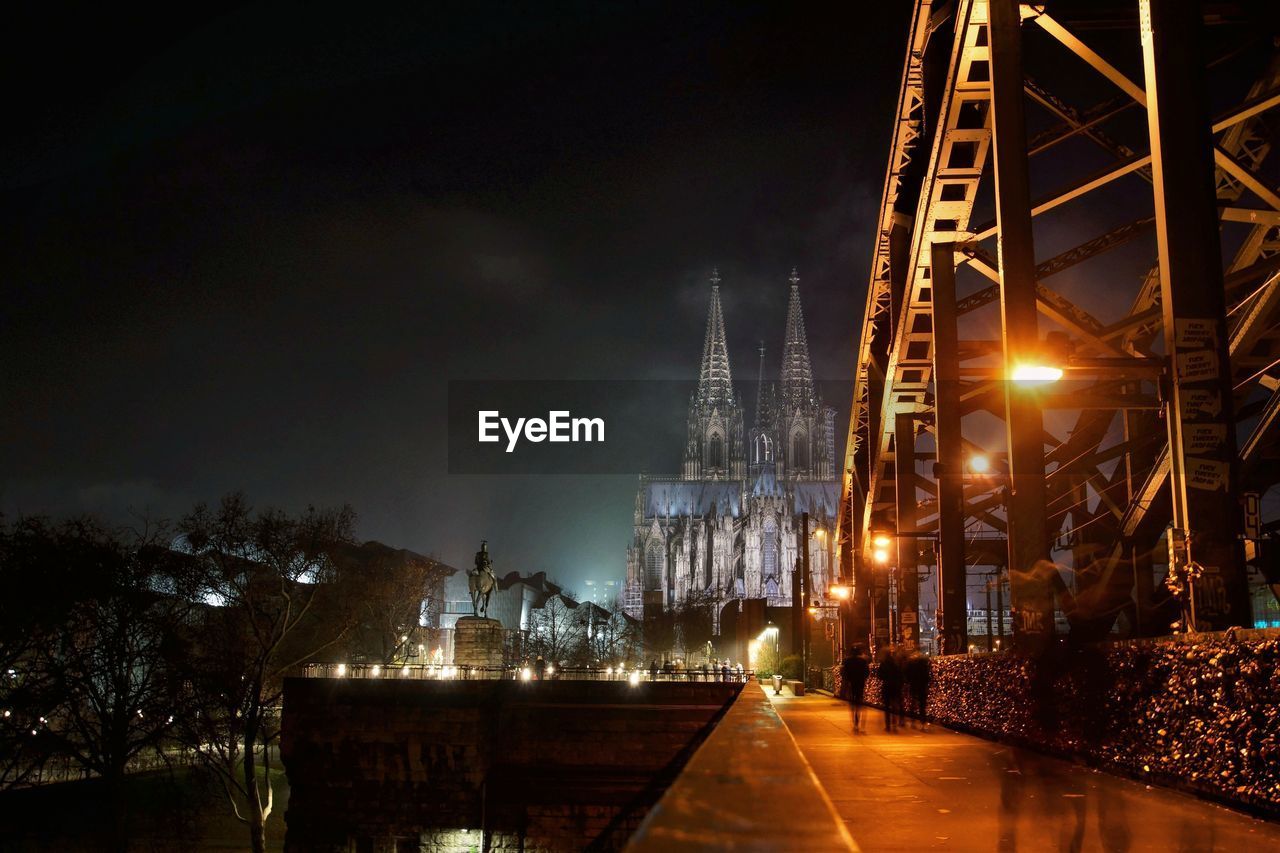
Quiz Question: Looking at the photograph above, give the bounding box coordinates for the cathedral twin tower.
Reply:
[682,269,835,483]
[625,270,838,623]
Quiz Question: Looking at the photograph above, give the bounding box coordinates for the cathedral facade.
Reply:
[624,271,839,624]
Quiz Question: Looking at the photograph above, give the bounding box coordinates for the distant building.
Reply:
[439,569,635,664]
[583,578,621,607]
[624,271,838,626]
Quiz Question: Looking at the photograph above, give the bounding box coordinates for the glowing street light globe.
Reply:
[873,548,890,565]
[968,453,991,475]
[1010,364,1064,384]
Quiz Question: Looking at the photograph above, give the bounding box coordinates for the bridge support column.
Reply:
[1140,0,1250,629]
[931,242,969,655]
[895,412,920,648]
[989,0,1054,649]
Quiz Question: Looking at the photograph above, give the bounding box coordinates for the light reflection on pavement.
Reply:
[768,690,1280,852]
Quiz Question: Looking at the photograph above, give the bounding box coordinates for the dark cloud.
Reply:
[1,1,909,587]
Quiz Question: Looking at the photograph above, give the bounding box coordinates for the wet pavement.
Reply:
[768,690,1280,852]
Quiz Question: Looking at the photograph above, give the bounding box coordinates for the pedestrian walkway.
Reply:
[768,690,1280,852]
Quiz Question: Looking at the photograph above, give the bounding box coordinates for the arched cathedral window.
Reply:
[709,433,724,469]
[791,431,809,471]
[753,433,773,464]
[645,543,663,590]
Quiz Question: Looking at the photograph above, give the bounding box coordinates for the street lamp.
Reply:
[967,453,991,475]
[1010,363,1064,384]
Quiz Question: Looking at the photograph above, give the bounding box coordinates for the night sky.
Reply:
[2,2,910,588]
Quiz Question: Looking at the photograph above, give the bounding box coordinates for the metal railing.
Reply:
[300,662,755,683]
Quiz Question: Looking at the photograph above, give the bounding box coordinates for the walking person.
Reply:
[840,646,871,733]
[878,648,903,732]
[905,651,932,727]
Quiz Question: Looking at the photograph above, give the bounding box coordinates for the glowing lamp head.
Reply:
[873,548,890,565]
[628,670,641,687]
[520,667,532,681]
[872,533,893,549]
[829,584,851,600]
[336,663,347,677]
[1010,364,1063,384]
[370,665,381,678]
[968,453,991,475]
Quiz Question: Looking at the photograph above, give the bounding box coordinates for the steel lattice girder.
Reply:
[837,0,1280,648]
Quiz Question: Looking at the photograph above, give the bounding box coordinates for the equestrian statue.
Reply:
[469,540,498,619]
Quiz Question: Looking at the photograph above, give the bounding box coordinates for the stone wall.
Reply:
[452,617,504,668]
[839,630,1280,817]
[280,678,742,852]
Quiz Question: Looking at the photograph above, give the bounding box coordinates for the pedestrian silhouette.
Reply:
[840,646,871,732]
[878,648,904,731]
[904,651,931,726]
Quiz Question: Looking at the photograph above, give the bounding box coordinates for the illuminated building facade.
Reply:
[624,270,838,623]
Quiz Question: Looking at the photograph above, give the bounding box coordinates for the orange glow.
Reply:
[1010,364,1063,384]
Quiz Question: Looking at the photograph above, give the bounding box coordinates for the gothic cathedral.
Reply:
[624,270,838,624]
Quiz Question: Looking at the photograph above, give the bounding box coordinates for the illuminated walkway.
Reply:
[769,690,1280,852]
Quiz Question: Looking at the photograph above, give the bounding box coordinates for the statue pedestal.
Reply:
[453,616,505,668]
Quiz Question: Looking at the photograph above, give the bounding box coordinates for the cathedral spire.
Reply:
[696,270,735,408]
[780,268,816,406]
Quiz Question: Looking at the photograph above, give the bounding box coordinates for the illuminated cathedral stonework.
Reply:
[624,270,838,622]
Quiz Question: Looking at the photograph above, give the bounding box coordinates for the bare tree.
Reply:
[0,516,67,789]
[0,516,189,848]
[590,600,641,664]
[674,590,716,659]
[335,543,452,665]
[49,557,189,840]
[642,607,678,662]
[527,594,586,665]
[175,494,358,853]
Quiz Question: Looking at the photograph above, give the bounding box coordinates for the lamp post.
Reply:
[871,529,942,650]
[811,521,838,664]
[870,532,892,652]
[800,511,812,686]
[828,582,851,657]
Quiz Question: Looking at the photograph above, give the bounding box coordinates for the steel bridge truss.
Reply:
[838,0,1280,652]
